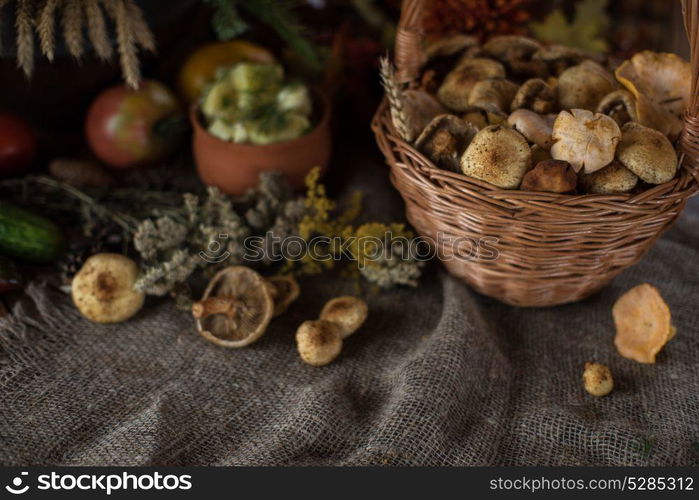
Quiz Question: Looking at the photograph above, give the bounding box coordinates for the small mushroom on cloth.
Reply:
[583,362,614,397]
[613,283,675,364]
[557,60,617,111]
[415,114,478,172]
[296,319,343,366]
[550,109,621,174]
[520,159,577,193]
[507,109,554,150]
[461,125,531,189]
[615,51,690,139]
[192,266,274,348]
[579,160,638,194]
[467,79,519,114]
[403,89,447,142]
[511,78,556,114]
[596,89,638,127]
[616,122,678,184]
[267,274,300,317]
[319,296,368,339]
[72,253,145,323]
[437,58,506,112]
[482,35,548,78]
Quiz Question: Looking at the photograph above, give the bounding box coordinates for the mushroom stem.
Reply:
[192,296,239,319]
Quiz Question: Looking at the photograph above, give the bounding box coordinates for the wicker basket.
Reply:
[372,0,699,307]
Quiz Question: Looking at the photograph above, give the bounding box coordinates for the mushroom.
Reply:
[403,89,447,142]
[460,125,532,189]
[267,274,300,317]
[615,122,678,184]
[533,45,601,75]
[415,114,478,172]
[319,296,368,338]
[462,107,506,129]
[482,35,548,78]
[296,319,343,366]
[520,159,577,193]
[550,109,621,174]
[579,160,638,194]
[437,58,506,112]
[71,253,145,323]
[507,109,554,149]
[583,362,614,397]
[510,78,556,114]
[530,145,551,165]
[425,34,479,60]
[467,79,519,114]
[557,60,617,110]
[596,89,638,127]
[613,283,675,364]
[192,266,274,348]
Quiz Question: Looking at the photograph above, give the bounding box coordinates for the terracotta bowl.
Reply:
[191,91,332,195]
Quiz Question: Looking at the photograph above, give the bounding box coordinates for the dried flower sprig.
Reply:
[1,0,156,87]
[379,56,410,141]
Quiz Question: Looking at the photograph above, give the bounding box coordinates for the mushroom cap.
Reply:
[557,60,616,111]
[462,107,506,129]
[460,125,532,189]
[437,58,506,112]
[530,144,552,165]
[511,78,556,114]
[267,274,300,317]
[550,109,621,174]
[596,89,638,126]
[319,296,368,338]
[520,159,577,193]
[579,160,638,194]
[403,89,447,142]
[507,109,554,149]
[415,114,478,172]
[296,319,343,366]
[616,122,678,184]
[195,266,273,348]
[533,45,599,75]
[71,253,145,323]
[467,79,519,114]
[613,283,673,364]
[583,362,614,397]
[482,36,547,77]
[425,34,479,60]
[615,51,690,118]
[634,93,684,140]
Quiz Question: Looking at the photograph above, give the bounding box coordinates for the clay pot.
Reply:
[191,91,332,195]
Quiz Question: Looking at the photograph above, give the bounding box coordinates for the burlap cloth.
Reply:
[1,150,698,466]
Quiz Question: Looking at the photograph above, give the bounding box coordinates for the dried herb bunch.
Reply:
[1,0,155,87]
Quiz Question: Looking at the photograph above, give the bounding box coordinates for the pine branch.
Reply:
[239,0,321,73]
[62,0,84,59]
[379,56,409,141]
[84,0,113,60]
[15,0,35,77]
[37,0,59,61]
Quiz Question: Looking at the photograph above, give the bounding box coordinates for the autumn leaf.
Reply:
[530,0,609,53]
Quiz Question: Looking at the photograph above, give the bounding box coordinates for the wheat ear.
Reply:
[62,0,84,59]
[15,0,35,77]
[85,0,113,60]
[379,56,410,141]
[37,0,60,61]
[125,0,155,53]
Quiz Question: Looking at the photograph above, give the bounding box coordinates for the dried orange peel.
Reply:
[612,284,675,364]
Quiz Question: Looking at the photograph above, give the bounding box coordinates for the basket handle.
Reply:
[394,0,425,84]
[679,0,699,182]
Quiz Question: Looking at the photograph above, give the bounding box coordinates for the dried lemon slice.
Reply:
[612,284,674,364]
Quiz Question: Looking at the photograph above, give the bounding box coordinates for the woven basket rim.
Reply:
[373,100,699,210]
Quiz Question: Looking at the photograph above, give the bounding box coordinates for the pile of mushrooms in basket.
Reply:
[391,35,689,194]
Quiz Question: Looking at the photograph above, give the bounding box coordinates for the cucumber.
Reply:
[0,202,65,263]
